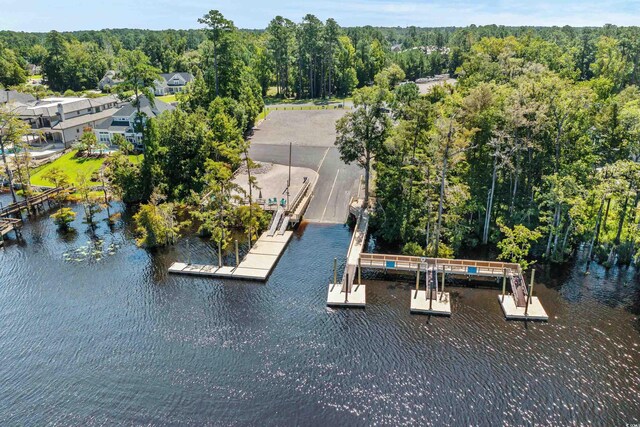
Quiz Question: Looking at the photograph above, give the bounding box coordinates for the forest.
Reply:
[1,15,640,267]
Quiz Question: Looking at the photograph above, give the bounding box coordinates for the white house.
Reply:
[154,72,194,96]
[94,96,174,150]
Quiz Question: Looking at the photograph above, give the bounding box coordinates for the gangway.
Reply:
[267,207,284,237]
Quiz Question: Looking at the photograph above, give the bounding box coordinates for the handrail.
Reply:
[359,252,521,273]
[288,180,310,214]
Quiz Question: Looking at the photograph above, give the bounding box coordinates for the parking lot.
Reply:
[248,110,362,223]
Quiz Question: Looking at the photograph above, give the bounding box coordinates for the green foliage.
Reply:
[374,64,406,90]
[51,207,76,231]
[42,31,108,91]
[335,85,391,206]
[402,242,425,256]
[77,130,99,155]
[0,41,27,87]
[134,195,181,248]
[497,220,542,270]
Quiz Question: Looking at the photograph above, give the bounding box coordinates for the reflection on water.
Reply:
[0,197,639,425]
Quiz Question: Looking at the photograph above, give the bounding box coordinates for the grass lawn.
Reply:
[31,150,142,187]
[157,94,177,103]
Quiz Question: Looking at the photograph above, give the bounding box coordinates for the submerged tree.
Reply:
[134,193,181,248]
[51,207,76,231]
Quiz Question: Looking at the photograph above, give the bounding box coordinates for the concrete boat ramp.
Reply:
[169,231,293,281]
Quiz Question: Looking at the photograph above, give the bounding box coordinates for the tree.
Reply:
[134,193,181,248]
[591,36,631,92]
[51,207,76,231]
[0,105,29,203]
[44,167,71,203]
[116,49,160,143]
[111,133,133,154]
[198,10,234,98]
[335,86,391,207]
[431,110,477,257]
[374,63,406,90]
[76,171,102,225]
[497,219,542,270]
[77,130,98,156]
[0,41,27,87]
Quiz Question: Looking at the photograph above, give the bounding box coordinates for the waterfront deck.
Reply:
[169,231,294,281]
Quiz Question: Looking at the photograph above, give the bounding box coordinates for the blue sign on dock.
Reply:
[467,266,477,274]
[386,261,396,268]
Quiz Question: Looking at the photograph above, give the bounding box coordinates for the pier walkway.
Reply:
[327,201,548,321]
[0,187,67,219]
[0,217,22,245]
[327,198,369,307]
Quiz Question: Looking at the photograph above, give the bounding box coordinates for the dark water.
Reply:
[1,196,639,425]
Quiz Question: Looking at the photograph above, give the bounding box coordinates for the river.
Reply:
[0,197,639,425]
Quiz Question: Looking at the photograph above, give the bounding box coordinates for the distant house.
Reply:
[9,94,120,147]
[98,70,123,92]
[154,72,194,96]
[94,96,174,150]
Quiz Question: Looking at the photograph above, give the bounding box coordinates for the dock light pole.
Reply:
[358,258,361,285]
[501,268,507,302]
[333,257,337,285]
[235,239,239,266]
[218,242,222,268]
[186,238,191,265]
[415,264,420,291]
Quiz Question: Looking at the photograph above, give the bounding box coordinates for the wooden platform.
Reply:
[410,291,452,316]
[327,282,366,307]
[168,231,294,281]
[498,295,549,321]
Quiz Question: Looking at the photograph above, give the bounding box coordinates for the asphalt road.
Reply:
[248,110,362,224]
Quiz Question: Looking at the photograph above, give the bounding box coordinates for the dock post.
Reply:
[429,269,434,310]
[333,258,337,285]
[501,268,506,302]
[358,258,362,285]
[441,268,445,293]
[345,273,349,303]
[525,269,535,316]
[235,240,239,266]
[218,242,222,268]
[415,264,420,290]
[187,239,191,265]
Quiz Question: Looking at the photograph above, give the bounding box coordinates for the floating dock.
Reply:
[410,291,451,316]
[498,295,548,321]
[169,231,293,281]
